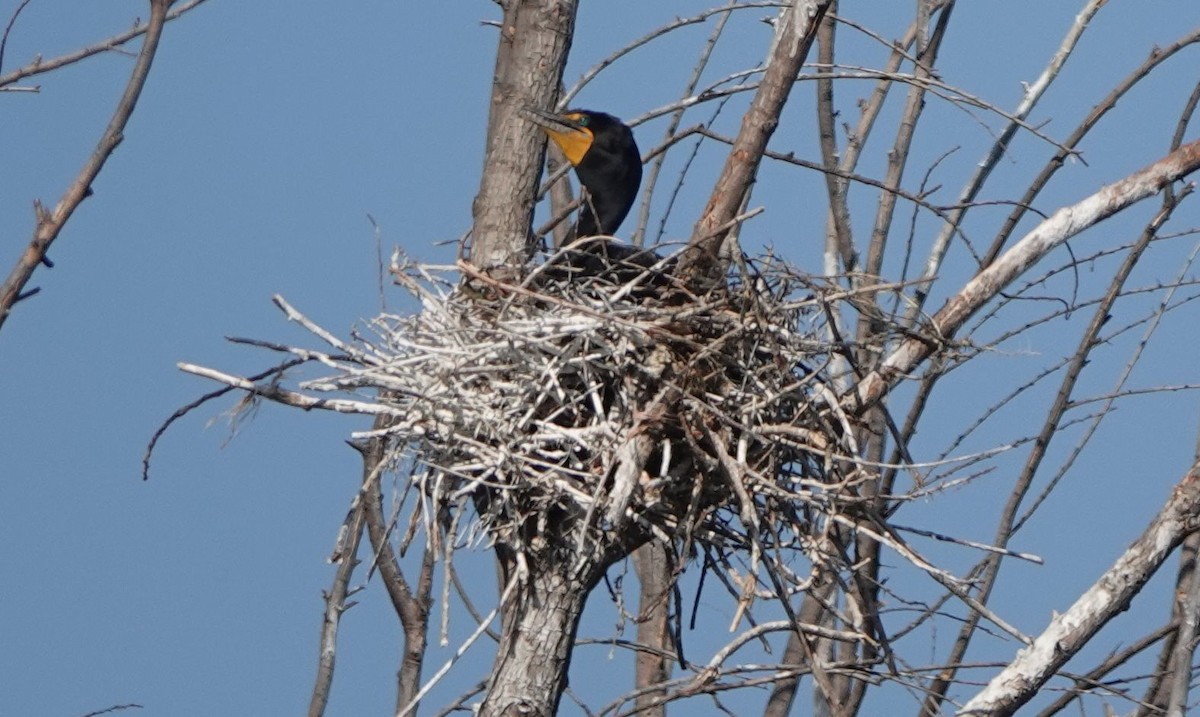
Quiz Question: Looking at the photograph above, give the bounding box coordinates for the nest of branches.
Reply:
[302,246,874,581]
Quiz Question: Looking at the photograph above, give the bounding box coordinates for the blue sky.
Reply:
[3,2,1200,715]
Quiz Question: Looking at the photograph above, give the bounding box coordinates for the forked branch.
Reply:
[960,463,1200,716]
[0,0,173,332]
[848,137,1200,413]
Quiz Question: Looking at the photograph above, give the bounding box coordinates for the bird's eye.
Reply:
[577,115,590,127]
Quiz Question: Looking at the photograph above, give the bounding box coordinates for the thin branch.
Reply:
[687,125,965,238]
[847,137,1200,413]
[631,3,734,247]
[0,0,174,331]
[306,494,367,717]
[79,706,143,717]
[561,2,783,108]
[0,0,35,78]
[142,356,309,480]
[177,362,405,417]
[0,0,209,89]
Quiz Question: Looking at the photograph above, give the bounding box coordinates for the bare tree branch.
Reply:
[0,0,208,89]
[960,461,1200,716]
[848,137,1200,413]
[0,0,174,332]
[358,427,434,713]
[79,705,143,717]
[0,0,35,80]
[678,0,832,286]
[815,3,855,274]
[860,1,952,284]
[306,494,367,717]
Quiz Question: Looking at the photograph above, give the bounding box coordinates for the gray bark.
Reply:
[479,561,600,717]
[468,0,578,276]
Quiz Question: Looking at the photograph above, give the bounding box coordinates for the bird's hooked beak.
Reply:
[522,107,594,166]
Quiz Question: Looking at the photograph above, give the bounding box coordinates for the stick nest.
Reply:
[321,251,866,570]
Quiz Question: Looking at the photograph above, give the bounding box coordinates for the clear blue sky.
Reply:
[3,2,1199,715]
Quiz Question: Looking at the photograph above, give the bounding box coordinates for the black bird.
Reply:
[526,108,642,238]
[525,108,668,284]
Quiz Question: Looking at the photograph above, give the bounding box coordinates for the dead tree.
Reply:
[161,1,1200,715]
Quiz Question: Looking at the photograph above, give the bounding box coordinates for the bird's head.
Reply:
[523,108,601,165]
[524,107,642,237]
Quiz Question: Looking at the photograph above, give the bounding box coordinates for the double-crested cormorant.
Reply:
[525,108,666,283]
[526,108,642,238]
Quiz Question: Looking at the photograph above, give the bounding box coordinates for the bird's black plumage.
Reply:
[523,108,642,238]
[525,108,669,286]
[566,111,642,238]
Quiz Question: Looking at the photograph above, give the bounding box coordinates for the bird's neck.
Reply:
[575,185,635,239]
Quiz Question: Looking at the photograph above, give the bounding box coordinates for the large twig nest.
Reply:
[331,250,862,568]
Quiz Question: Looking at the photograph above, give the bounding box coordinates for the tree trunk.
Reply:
[632,542,671,717]
[468,0,579,275]
[469,2,588,712]
[479,560,599,717]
